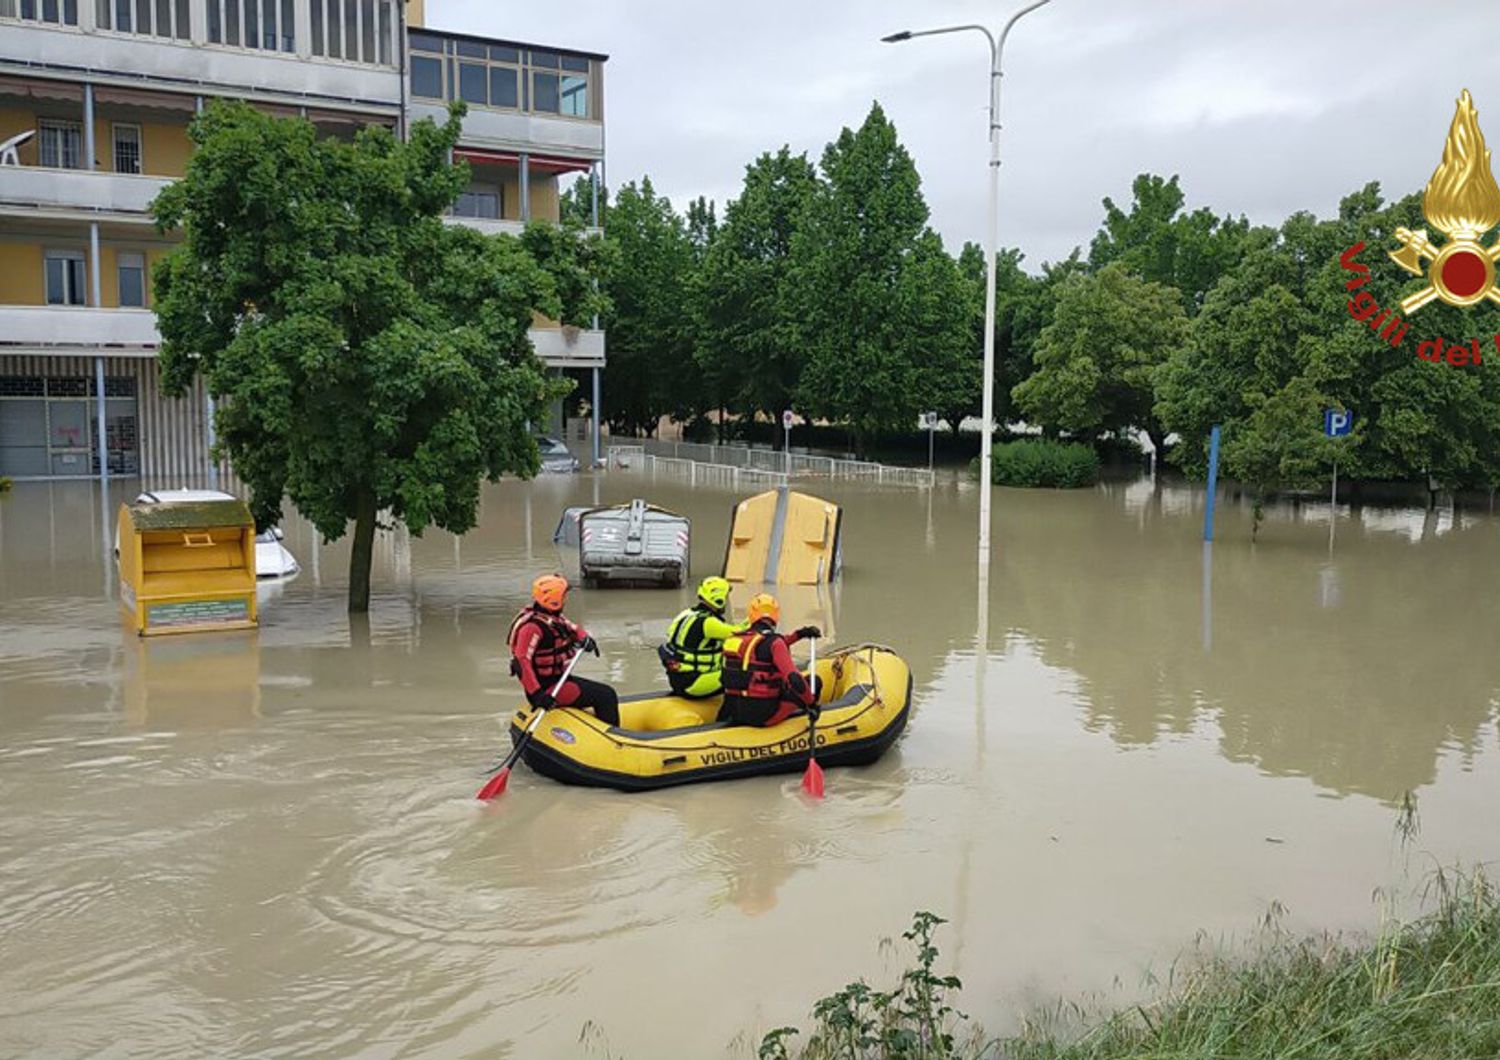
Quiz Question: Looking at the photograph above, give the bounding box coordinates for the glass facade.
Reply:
[409,34,596,121]
[95,0,188,38]
[0,376,139,478]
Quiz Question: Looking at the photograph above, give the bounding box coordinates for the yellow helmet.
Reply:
[698,576,731,612]
[746,592,780,625]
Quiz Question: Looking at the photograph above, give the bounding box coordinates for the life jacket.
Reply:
[662,606,724,674]
[507,606,578,681]
[722,626,783,700]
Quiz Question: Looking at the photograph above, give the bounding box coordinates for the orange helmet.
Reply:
[746,592,780,625]
[532,573,569,612]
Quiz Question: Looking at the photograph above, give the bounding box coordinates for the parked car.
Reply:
[536,435,581,474]
[114,488,300,579]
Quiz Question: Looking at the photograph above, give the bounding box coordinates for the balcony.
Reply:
[409,101,602,160]
[8,18,401,109]
[444,215,526,238]
[529,325,605,368]
[0,166,171,221]
[0,305,606,368]
[0,305,160,351]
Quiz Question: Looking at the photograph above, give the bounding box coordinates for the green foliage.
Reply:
[986,439,1100,488]
[760,912,975,1060]
[520,217,614,327]
[1156,183,1500,495]
[1006,869,1500,1060]
[792,104,972,455]
[697,147,820,423]
[0,475,12,494]
[597,177,701,435]
[1013,263,1188,450]
[151,100,562,611]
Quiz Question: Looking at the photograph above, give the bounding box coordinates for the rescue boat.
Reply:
[509,645,910,791]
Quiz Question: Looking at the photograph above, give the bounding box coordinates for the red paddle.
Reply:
[476,652,582,801]
[801,635,825,799]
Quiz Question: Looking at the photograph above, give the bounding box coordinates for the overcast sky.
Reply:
[435,1,1500,270]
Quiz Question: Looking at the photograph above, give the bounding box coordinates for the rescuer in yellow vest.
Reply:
[658,576,747,698]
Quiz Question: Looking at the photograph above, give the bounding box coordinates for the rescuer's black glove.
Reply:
[795,625,822,640]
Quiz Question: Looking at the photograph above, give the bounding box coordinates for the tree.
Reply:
[697,147,819,426]
[1221,377,1336,539]
[1012,263,1188,455]
[599,177,698,435]
[791,103,955,454]
[152,101,561,612]
[520,217,613,327]
[1088,173,1250,315]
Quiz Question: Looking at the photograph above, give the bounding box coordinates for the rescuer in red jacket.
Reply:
[718,592,822,727]
[508,574,620,726]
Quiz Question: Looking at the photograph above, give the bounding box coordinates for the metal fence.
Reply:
[637,453,788,488]
[617,438,933,488]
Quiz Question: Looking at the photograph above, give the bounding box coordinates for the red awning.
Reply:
[453,147,594,175]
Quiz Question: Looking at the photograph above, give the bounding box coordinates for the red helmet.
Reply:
[532,574,569,612]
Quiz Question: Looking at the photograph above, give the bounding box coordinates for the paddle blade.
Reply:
[475,766,512,801]
[801,758,825,799]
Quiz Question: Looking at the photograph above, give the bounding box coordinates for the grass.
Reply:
[763,868,1500,1059]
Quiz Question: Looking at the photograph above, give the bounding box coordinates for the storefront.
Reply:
[0,355,211,483]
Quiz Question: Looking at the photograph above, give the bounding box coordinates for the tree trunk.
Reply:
[348,489,377,614]
[1147,429,1167,476]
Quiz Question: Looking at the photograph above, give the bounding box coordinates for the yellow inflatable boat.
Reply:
[509,645,910,791]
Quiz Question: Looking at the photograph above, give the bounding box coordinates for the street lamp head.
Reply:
[880,30,912,43]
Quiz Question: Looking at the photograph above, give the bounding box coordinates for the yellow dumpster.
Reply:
[723,487,842,585]
[117,499,258,636]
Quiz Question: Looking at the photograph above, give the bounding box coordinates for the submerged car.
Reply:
[115,489,300,579]
[536,435,581,474]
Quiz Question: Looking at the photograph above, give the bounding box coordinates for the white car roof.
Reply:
[136,489,236,503]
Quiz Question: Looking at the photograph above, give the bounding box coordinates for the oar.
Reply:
[476,651,583,801]
[800,634,825,799]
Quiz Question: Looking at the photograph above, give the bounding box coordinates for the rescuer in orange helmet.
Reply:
[507,574,619,725]
[717,592,821,727]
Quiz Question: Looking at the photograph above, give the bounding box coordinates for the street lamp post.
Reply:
[883,0,1053,565]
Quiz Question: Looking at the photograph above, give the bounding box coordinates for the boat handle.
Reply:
[663,755,687,766]
[182,532,214,547]
[836,725,858,735]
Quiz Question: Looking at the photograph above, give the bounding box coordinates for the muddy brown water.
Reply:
[1,469,1498,1057]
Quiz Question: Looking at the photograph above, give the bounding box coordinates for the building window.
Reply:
[44,250,87,306]
[112,124,142,174]
[411,55,442,99]
[409,36,591,118]
[205,0,296,51]
[533,72,559,114]
[302,0,391,64]
[96,0,187,38]
[38,121,81,169]
[0,0,79,25]
[118,252,146,307]
[454,185,500,219]
[560,74,587,118]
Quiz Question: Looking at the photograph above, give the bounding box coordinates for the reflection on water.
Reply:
[1,473,1498,1057]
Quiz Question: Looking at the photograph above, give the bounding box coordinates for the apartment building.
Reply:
[0,0,605,481]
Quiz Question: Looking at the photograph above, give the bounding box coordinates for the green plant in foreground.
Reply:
[0,475,12,494]
[768,870,1500,1060]
[761,911,976,1060]
[984,439,1100,489]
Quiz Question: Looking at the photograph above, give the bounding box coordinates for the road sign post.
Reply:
[1324,409,1353,552]
[782,409,794,477]
[921,412,937,471]
[1203,425,1221,542]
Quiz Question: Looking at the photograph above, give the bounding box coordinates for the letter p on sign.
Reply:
[1324,409,1353,438]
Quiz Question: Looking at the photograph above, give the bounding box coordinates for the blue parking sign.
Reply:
[1324,409,1353,438]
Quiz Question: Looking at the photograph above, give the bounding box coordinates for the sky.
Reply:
[434,1,1500,270]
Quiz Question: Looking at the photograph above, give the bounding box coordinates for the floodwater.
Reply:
[2,467,1499,1057]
